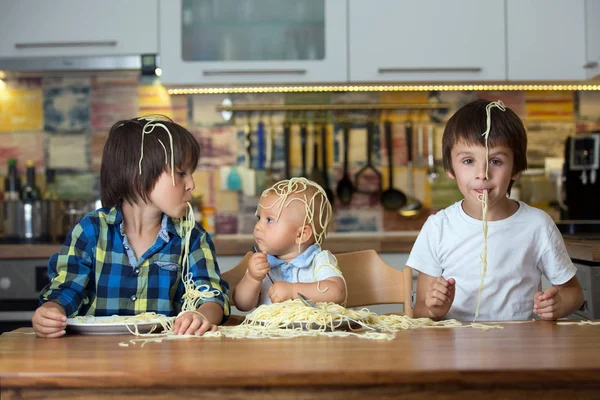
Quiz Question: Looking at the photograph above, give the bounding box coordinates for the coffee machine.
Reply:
[562,132,600,221]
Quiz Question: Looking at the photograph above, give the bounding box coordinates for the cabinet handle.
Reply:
[583,61,599,69]
[378,67,482,73]
[203,69,307,76]
[15,41,117,49]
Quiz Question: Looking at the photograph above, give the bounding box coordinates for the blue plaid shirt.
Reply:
[40,206,229,321]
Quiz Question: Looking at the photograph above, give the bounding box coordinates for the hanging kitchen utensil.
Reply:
[354,119,382,196]
[426,124,440,183]
[400,120,423,217]
[380,119,407,210]
[320,123,335,205]
[300,122,308,177]
[241,115,263,196]
[264,114,277,188]
[283,120,291,179]
[309,123,325,188]
[416,123,426,167]
[336,123,354,205]
[254,118,267,191]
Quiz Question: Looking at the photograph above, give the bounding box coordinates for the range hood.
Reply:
[0,54,152,73]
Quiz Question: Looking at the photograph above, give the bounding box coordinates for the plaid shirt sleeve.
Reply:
[40,216,96,317]
[174,223,230,323]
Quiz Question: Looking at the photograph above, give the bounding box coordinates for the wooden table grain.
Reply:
[2,321,600,399]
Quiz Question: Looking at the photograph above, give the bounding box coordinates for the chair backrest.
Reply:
[221,249,413,317]
[335,249,413,317]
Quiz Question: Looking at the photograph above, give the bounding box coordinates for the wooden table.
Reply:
[2,321,600,399]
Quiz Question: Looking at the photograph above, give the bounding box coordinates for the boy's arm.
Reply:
[414,271,455,320]
[197,301,224,325]
[534,276,584,320]
[414,272,437,318]
[556,276,584,318]
[186,228,230,322]
[40,221,94,317]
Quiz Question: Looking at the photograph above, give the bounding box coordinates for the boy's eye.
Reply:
[490,159,502,165]
[177,171,186,177]
[266,217,274,223]
[462,159,473,165]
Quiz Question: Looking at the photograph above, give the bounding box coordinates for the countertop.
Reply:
[0,232,420,260]
[2,321,600,399]
[1,233,600,262]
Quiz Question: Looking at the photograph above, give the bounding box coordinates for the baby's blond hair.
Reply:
[257,177,333,247]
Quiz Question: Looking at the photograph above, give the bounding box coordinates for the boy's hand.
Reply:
[533,287,561,320]
[268,282,294,303]
[173,311,217,336]
[32,301,67,338]
[247,251,270,283]
[425,277,456,319]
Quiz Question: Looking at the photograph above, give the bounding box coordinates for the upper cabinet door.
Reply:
[159,0,348,85]
[0,0,158,58]
[507,0,586,81]
[348,0,506,82]
[585,0,600,79]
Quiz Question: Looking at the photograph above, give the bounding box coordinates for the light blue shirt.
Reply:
[259,244,342,306]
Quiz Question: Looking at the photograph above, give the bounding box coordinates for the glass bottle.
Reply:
[20,160,40,201]
[43,169,58,200]
[4,159,21,201]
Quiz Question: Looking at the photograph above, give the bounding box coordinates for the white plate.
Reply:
[66,316,163,335]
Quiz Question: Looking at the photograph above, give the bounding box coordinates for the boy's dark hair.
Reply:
[100,116,200,208]
[442,99,528,189]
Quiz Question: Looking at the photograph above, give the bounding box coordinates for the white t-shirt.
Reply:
[406,201,576,321]
[259,244,342,306]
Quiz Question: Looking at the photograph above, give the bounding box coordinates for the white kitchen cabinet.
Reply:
[507,0,586,81]
[585,0,600,79]
[0,0,158,58]
[158,0,348,85]
[348,0,506,82]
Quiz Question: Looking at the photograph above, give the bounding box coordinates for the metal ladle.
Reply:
[380,119,407,210]
[426,124,439,183]
[399,122,423,217]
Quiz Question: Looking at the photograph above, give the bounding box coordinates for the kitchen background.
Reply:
[0,0,599,242]
[0,76,599,238]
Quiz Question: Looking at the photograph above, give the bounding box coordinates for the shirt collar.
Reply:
[267,243,321,269]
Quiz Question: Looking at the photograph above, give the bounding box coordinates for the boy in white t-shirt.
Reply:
[232,178,345,311]
[408,99,583,321]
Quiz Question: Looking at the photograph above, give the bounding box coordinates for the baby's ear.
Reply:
[296,225,314,244]
[446,170,456,180]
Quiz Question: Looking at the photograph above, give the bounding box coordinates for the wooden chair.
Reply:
[335,249,413,317]
[222,249,413,317]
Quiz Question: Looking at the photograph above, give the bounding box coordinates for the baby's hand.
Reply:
[425,277,456,319]
[247,252,270,283]
[32,302,67,338]
[172,311,217,336]
[268,282,294,303]
[533,287,561,320]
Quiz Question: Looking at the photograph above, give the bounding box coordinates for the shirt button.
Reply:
[124,246,130,250]
[134,268,140,274]
[130,295,137,302]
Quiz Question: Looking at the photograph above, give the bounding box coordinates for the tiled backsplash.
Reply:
[1,74,599,233]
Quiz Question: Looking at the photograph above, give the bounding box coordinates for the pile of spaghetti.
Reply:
[117,299,501,346]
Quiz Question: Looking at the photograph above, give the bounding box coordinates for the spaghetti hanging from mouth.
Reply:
[473,100,505,322]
